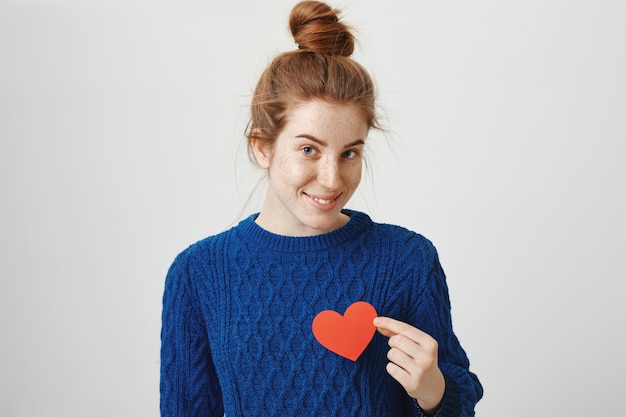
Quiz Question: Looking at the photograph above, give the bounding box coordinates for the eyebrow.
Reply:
[295,134,365,148]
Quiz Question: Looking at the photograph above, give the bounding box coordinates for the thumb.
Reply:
[373,317,396,338]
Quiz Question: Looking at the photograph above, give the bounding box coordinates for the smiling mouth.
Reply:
[306,193,341,205]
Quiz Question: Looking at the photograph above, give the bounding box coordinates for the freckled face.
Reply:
[252,99,369,236]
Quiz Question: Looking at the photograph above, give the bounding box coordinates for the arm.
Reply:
[375,242,483,417]
[160,250,224,417]
[419,253,483,416]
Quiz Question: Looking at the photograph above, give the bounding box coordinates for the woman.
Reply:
[160,1,483,416]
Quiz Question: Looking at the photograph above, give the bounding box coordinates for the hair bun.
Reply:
[289,1,354,56]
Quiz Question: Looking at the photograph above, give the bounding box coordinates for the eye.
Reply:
[301,146,316,155]
[342,150,358,159]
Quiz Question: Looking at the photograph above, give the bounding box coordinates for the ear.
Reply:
[250,135,271,169]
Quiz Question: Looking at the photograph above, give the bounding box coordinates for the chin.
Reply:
[302,213,343,234]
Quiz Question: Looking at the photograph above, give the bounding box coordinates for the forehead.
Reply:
[282,99,369,141]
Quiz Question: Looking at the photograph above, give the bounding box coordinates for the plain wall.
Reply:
[1,0,624,415]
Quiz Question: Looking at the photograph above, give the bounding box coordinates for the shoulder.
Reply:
[360,217,447,317]
[167,216,248,277]
[163,225,241,303]
[371,218,437,255]
[357,216,440,281]
[172,225,238,268]
[344,210,437,254]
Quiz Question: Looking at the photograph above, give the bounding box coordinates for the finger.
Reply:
[388,334,422,360]
[392,339,439,377]
[375,326,396,338]
[374,316,431,345]
[386,346,441,401]
[387,344,418,372]
[385,359,419,395]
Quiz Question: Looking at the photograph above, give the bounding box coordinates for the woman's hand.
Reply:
[373,316,445,414]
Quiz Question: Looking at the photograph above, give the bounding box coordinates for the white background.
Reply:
[1,0,624,416]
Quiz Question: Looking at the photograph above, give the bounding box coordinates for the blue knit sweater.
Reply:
[160,210,482,416]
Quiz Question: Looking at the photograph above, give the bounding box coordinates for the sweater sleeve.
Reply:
[410,244,483,417]
[160,249,224,417]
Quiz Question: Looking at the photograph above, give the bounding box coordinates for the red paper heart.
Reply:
[312,301,378,361]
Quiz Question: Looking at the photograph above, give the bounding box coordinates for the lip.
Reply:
[304,192,342,211]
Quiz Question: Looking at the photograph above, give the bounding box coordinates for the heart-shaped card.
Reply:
[312,301,378,361]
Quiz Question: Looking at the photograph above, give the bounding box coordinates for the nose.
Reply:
[317,157,341,190]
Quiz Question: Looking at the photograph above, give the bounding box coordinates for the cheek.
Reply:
[345,163,363,187]
[271,155,311,184]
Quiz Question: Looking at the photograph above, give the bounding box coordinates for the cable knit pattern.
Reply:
[160,210,482,416]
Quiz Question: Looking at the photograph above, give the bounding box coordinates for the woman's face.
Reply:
[252,99,369,236]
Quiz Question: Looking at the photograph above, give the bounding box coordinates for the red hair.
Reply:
[246,1,379,163]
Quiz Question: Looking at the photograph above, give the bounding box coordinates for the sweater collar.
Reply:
[235,209,372,252]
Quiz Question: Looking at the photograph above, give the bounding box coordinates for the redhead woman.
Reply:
[160,2,483,416]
